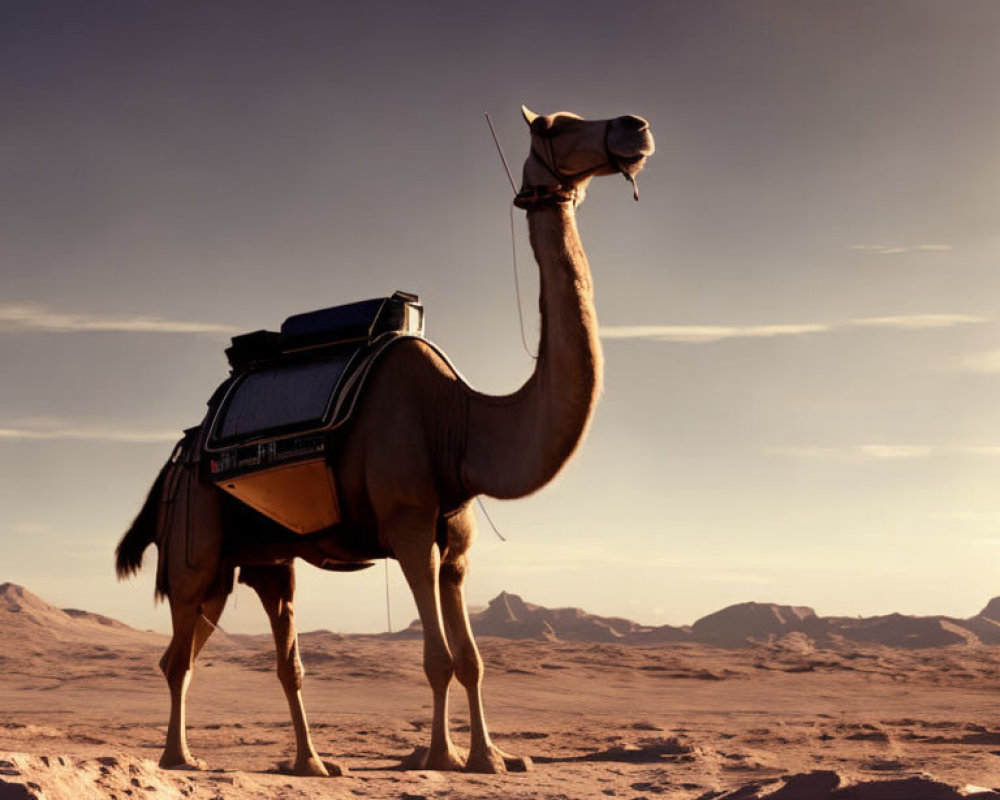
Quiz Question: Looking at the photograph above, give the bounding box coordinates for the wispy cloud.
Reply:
[766,444,1000,460]
[600,314,987,343]
[0,305,239,335]
[850,243,953,255]
[850,314,986,329]
[599,323,830,343]
[956,349,1000,374]
[0,419,178,444]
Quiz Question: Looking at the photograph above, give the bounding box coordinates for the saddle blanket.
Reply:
[201,291,423,533]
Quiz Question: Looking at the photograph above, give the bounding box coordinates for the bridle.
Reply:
[514,119,642,210]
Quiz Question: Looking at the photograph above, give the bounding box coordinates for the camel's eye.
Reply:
[547,116,581,137]
[530,116,554,134]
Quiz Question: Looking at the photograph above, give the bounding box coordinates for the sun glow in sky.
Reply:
[3,1,1000,634]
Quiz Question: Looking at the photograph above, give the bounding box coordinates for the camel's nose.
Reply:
[618,115,649,132]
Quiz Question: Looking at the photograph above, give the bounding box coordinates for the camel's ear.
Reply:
[521,105,539,126]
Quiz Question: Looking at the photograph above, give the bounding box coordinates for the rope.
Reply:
[510,204,538,360]
[476,497,507,542]
[485,112,538,361]
[484,112,517,193]
[384,560,392,633]
[476,111,531,539]
[199,613,219,632]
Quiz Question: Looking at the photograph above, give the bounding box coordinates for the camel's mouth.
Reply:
[615,153,649,177]
[606,116,654,199]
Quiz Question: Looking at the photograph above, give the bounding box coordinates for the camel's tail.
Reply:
[115,461,169,580]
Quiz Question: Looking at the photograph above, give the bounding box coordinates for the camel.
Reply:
[115,106,654,776]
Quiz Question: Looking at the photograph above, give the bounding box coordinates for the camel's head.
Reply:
[516,106,655,209]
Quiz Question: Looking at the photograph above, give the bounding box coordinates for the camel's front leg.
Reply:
[241,564,334,777]
[391,512,464,771]
[439,510,531,773]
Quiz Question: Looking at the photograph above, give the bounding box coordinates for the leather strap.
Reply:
[513,185,577,210]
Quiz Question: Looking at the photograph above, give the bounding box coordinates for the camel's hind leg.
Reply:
[160,592,221,770]
[156,460,228,770]
[193,592,227,658]
[439,507,531,773]
[240,563,332,777]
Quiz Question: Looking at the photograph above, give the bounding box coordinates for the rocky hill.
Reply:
[467,591,689,643]
[0,582,158,648]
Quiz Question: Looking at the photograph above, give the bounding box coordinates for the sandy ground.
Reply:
[5,620,1000,800]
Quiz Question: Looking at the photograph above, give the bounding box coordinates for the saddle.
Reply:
[200,290,424,534]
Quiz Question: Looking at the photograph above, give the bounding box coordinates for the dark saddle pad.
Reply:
[203,290,423,480]
[211,349,357,444]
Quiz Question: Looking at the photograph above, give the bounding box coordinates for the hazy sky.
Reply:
[3,1,1000,634]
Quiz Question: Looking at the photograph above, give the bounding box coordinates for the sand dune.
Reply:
[4,583,1000,799]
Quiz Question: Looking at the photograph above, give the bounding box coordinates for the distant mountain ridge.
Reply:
[401,590,1000,649]
[463,591,689,643]
[6,581,1000,650]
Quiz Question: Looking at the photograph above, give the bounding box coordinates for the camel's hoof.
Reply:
[401,745,465,772]
[464,748,506,774]
[465,748,532,774]
[159,754,207,771]
[277,757,345,777]
[502,754,532,773]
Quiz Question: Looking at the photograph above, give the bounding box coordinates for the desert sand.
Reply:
[4,582,1000,799]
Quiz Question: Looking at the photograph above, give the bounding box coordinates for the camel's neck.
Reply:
[462,203,602,499]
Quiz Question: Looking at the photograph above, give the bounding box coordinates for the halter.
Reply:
[514,119,641,210]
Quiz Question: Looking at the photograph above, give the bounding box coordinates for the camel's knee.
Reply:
[276,648,305,691]
[423,647,454,690]
[160,647,191,688]
[439,557,467,585]
[277,665,304,692]
[454,647,483,689]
